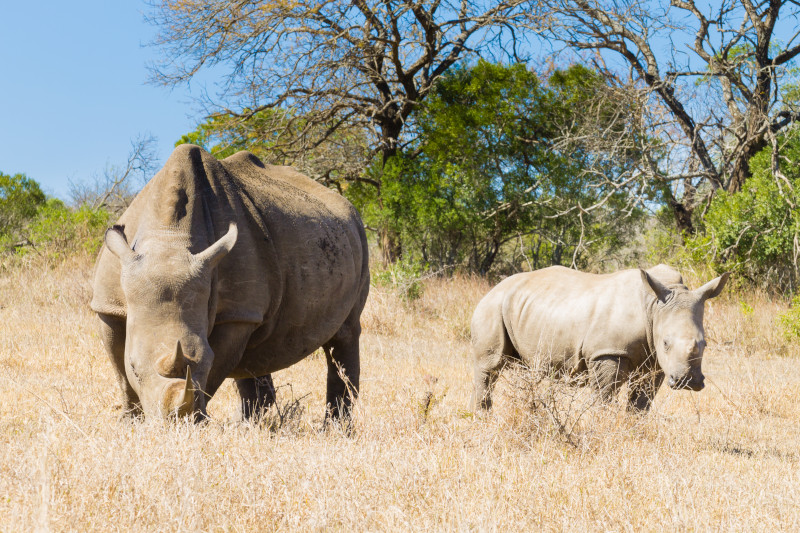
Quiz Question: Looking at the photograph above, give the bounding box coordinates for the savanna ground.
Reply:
[1,251,799,531]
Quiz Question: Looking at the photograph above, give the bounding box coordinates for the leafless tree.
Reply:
[537,0,800,235]
[69,135,159,217]
[146,0,537,260]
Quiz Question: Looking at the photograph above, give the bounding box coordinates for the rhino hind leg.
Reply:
[322,321,361,421]
[235,375,277,420]
[588,355,632,402]
[471,320,517,412]
[98,314,142,417]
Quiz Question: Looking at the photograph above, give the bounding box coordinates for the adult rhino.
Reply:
[471,265,728,411]
[91,144,369,420]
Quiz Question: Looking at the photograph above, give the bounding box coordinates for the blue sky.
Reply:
[0,1,204,200]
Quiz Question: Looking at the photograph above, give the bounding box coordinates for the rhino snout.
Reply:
[667,371,704,391]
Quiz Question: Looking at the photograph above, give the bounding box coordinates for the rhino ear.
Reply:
[640,270,671,302]
[195,223,238,270]
[694,272,730,301]
[105,226,135,263]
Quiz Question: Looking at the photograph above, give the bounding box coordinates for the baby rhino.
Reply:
[471,265,728,411]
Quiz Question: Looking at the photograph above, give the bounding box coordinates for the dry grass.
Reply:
[1,254,799,531]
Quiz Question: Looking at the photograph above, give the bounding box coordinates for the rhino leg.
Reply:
[470,304,516,412]
[202,322,259,418]
[97,314,142,417]
[588,355,632,402]
[234,374,277,420]
[627,370,664,412]
[323,320,361,420]
[472,350,507,412]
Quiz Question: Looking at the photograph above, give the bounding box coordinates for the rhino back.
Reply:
[218,152,369,366]
[499,267,651,368]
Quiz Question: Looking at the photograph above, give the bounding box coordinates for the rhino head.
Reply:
[105,223,238,419]
[641,270,729,392]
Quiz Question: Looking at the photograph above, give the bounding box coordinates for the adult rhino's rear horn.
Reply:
[156,340,189,377]
[195,222,238,269]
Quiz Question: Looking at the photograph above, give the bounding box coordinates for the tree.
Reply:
[686,126,800,292]
[0,172,46,244]
[147,0,536,261]
[538,0,800,235]
[69,135,159,217]
[349,61,646,274]
[176,109,373,194]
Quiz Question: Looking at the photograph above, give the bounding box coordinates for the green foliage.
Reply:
[363,61,643,273]
[779,294,800,340]
[0,172,46,241]
[176,110,288,161]
[0,171,111,260]
[685,131,800,290]
[26,199,110,257]
[371,257,427,301]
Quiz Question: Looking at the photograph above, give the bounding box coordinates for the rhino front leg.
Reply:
[234,374,277,420]
[97,314,142,417]
[627,370,664,412]
[323,321,361,420]
[202,322,259,418]
[588,355,631,402]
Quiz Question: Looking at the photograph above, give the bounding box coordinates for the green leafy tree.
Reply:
[538,0,800,235]
[686,129,800,292]
[347,61,645,274]
[176,110,372,193]
[0,172,46,243]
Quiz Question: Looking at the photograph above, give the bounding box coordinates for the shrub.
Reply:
[24,199,110,258]
[779,294,800,341]
[684,134,800,292]
[371,257,428,301]
[0,172,46,243]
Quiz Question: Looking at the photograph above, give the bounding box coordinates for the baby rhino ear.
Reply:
[105,226,135,263]
[640,270,671,302]
[694,272,730,301]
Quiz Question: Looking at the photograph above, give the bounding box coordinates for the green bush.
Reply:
[0,172,46,242]
[779,295,800,341]
[23,199,110,258]
[684,134,800,291]
[371,257,427,301]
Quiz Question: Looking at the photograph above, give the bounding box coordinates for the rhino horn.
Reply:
[177,366,195,416]
[195,222,238,269]
[162,365,195,418]
[155,340,189,377]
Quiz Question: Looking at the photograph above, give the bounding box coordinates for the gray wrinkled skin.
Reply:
[471,265,729,412]
[91,145,369,420]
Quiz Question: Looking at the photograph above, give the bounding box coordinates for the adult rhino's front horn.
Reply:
[157,341,194,419]
[160,365,195,418]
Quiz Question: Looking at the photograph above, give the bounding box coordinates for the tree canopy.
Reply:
[537,0,800,234]
[0,172,46,242]
[333,61,646,273]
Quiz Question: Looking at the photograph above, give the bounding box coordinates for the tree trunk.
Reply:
[669,199,695,237]
[380,227,402,264]
[728,136,767,193]
[377,119,404,264]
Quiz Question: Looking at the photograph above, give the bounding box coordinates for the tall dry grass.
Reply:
[0,254,798,531]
